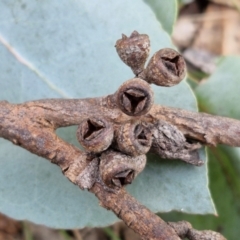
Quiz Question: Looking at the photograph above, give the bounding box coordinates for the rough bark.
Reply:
[0,96,231,240]
[91,183,181,240]
[150,105,240,147]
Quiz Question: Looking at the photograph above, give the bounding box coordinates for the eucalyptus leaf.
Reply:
[0,0,214,228]
[144,0,177,34]
[193,56,240,240]
[195,57,240,119]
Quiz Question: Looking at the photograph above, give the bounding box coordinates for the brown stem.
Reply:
[90,183,181,240]
[0,101,94,187]
[168,221,226,240]
[0,100,181,239]
[0,97,233,240]
[2,98,239,148]
[149,105,240,147]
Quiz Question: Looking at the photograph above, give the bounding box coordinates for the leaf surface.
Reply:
[195,56,240,119]
[191,56,240,239]
[144,0,177,34]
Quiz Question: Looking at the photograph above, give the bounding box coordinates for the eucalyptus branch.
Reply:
[0,31,232,240]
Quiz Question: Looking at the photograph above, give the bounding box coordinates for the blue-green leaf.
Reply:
[193,56,240,240]
[144,0,177,34]
[195,56,240,119]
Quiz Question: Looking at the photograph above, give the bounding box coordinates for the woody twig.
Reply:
[0,31,233,240]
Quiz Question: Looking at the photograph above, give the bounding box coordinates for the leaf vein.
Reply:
[0,33,70,98]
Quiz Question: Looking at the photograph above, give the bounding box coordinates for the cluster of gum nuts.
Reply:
[75,31,188,190]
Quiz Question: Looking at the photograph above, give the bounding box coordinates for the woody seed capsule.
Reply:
[114,121,152,156]
[115,30,150,75]
[76,117,113,153]
[100,150,146,189]
[115,78,154,116]
[145,48,186,87]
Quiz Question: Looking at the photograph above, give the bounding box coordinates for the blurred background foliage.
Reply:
[162,1,240,239]
[1,0,240,239]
